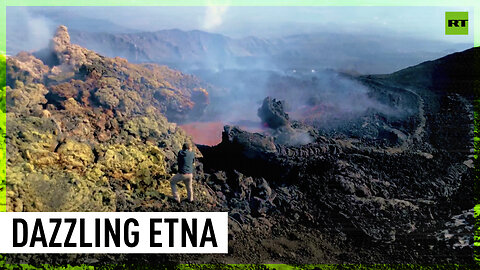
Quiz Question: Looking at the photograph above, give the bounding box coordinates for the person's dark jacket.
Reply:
[177,150,194,174]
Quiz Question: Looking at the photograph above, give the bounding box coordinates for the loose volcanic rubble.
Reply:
[6,26,211,212]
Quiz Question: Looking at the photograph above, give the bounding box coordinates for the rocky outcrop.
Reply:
[257,97,315,146]
[5,26,212,212]
[5,106,196,211]
[50,25,102,70]
[6,81,48,115]
[5,52,49,85]
[258,97,290,129]
[222,125,277,157]
[7,25,209,122]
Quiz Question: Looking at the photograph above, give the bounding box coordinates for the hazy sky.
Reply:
[6,6,474,54]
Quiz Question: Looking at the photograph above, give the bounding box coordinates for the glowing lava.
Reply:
[180,121,266,146]
[180,122,225,146]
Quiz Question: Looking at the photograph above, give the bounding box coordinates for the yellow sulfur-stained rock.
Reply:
[124,116,169,139]
[25,149,59,167]
[99,143,167,184]
[85,164,106,182]
[57,139,95,168]
[5,25,206,213]
[6,82,48,114]
[7,165,116,212]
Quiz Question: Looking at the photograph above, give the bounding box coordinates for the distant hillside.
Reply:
[67,29,274,70]
[63,29,470,74]
[370,47,479,97]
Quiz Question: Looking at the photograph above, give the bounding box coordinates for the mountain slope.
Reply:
[371,47,479,97]
[68,29,275,70]
[5,25,213,212]
[63,29,471,74]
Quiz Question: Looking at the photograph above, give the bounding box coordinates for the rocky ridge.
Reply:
[6,26,212,212]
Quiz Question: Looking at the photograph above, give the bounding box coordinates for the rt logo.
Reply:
[445,12,468,35]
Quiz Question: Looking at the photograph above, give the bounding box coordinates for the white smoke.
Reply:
[7,7,55,55]
[202,4,228,30]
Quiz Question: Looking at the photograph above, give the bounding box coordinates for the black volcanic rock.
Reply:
[257,97,290,129]
[199,48,476,248]
[371,47,479,97]
[222,125,277,159]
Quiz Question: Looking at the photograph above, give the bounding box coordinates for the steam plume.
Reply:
[203,4,228,30]
[6,7,54,55]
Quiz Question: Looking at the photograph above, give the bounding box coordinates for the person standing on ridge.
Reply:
[170,143,195,203]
